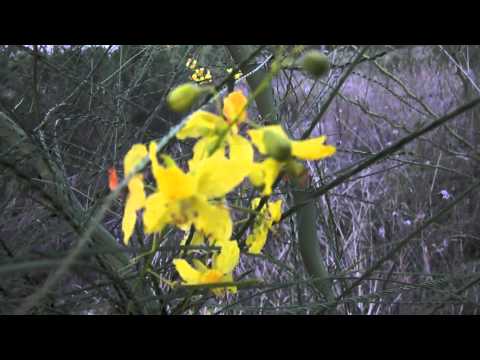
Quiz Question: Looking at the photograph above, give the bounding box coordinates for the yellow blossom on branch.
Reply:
[177,90,253,169]
[248,125,336,160]
[247,125,336,195]
[173,240,240,296]
[176,90,248,140]
[142,141,251,243]
[191,67,213,84]
[246,198,282,254]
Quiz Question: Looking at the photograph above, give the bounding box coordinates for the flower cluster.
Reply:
[186,58,212,84]
[119,89,335,296]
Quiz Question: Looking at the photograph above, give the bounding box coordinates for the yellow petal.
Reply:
[251,197,262,210]
[213,240,240,274]
[247,129,267,154]
[143,192,169,234]
[191,231,206,246]
[124,144,148,176]
[199,269,224,285]
[149,141,164,188]
[188,136,220,172]
[248,158,282,196]
[195,152,251,199]
[223,90,248,124]
[192,197,233,242]
[228,134,253,164]
[173,259,201,284]
[157,166,196,201]
[268,199,283,223]
[122,199,138,246]
[176,111,225,140]
[127,176,146,209]
[122,176,146,245]
[290,136,336,160]
[249,163,266,188]
[246,227,269,254]
[262,159,283,196]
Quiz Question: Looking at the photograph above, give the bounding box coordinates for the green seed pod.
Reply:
[167,83,204,112]
[263,130,292,161]
[301,50,330,78]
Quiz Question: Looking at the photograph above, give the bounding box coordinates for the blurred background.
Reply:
[1,45,479,314]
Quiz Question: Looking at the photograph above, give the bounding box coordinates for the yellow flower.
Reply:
[143,141,250,243]
[176,90,253,168]
[122,144,148,245]
[247,125,336,195]
[246,226,269,255]
[176,111,226,140]
[246,198,282,254]
[124,143,148,175]
[177,90,248,142]
[248,125,336,161]
[268,199,282,223]
[173,240,240,296]
[191,67,212,84]
[192,136,253,197]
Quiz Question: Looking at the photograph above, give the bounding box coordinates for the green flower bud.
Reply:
[301,50,330,78]
[263,130,292,161]
[167,83,204,112]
